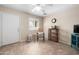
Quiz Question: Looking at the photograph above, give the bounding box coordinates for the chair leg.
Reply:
[43,33,45,41]
[37,33,38,41]
[37,37,38,41]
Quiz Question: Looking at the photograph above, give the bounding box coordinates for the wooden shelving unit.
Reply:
[48,27,58,42]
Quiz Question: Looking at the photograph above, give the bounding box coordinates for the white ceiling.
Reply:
[0,4,72,17]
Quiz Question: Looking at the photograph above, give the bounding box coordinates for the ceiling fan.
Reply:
[32,4,53,15]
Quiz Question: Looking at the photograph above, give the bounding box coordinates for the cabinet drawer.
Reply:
[51,36,57,39]
[51,34,57,36]
[51,38,58,42]
[51,30,56,33]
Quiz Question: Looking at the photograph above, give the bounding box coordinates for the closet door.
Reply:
[2,13,20,45]
[0,13,2,46]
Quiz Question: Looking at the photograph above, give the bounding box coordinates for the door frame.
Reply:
[2,12,20,46]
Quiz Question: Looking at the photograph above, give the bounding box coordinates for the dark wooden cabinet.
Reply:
[48,27,58,42]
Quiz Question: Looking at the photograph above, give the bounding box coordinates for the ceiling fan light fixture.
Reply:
[32,4,49,16]
[43,12,47,15]
[32,6,42,12]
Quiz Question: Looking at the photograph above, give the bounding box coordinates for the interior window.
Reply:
[29,18,39,31]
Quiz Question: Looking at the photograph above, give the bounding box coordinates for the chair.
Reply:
[37,32,45,41]
[27,30,37,41]
[27,32,33,41]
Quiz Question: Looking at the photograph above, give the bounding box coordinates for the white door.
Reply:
[2,13,20,45]
[0,13,2,46]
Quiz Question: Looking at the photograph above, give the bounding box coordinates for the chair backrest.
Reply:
[37,32,44,38]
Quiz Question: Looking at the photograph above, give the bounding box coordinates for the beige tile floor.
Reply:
[0,40,79,55]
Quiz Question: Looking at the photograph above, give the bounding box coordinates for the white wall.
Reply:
[0,6,43,42]
[44,5,79,45]
[0,13,2,46]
